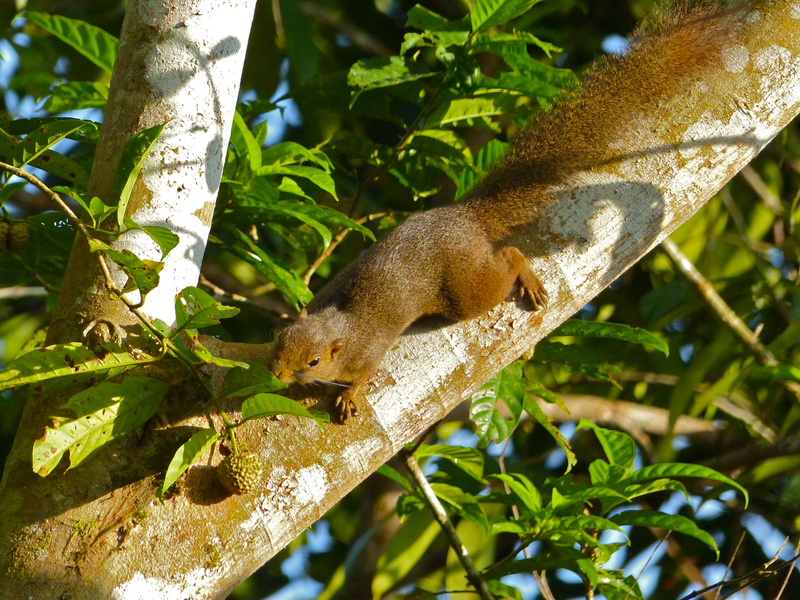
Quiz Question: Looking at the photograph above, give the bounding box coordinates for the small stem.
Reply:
[212,398,239,455]
[404,453,495,600]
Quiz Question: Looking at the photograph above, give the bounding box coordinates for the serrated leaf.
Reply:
[551,320,669,356]
[23,12,119,73]
[470,362,525,446]
[32,376,169,476]
[115,122,167,228]
[157,428,219,498]
[43,81,109,113]
[470,0,544,33]
[0,342,155,394]
[219,362,287,398]
[174,286,239,334]
[611,510,718,557]
[414,444,484,481]
[241,393,322,425]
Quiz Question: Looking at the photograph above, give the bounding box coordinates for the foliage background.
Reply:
[1,0,800,598]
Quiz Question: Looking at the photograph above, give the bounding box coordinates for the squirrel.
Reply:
[270,2,747,421]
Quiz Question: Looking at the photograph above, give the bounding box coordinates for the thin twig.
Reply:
[497,440,556,600]
[662,237,800,406]
[302,211,394,284]
[404,454,496,600]
[775,539,800,600]
[714,532,745,600]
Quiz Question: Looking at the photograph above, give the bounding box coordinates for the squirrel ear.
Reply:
[329,338,345,359]
[298,308,308,320]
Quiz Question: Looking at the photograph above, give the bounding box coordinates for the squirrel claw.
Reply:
[335,394,358,423]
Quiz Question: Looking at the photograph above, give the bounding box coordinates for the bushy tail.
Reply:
[467,1,750,231]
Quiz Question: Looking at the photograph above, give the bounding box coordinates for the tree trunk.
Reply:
[0,3,798,600]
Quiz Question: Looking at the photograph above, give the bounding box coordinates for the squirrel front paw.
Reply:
[335,390,359,422]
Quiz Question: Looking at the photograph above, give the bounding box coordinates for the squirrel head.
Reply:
[270,308,346,385]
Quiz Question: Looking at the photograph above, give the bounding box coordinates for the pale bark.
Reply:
[0,3,798,600]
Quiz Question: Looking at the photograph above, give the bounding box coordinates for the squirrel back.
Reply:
[270,1,752,421]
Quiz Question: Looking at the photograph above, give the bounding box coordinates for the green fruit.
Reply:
[0,221,8,252]
[8,221,30,252]
[217,453,263,494]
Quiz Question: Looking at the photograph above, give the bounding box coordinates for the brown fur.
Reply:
[270,2,750,421]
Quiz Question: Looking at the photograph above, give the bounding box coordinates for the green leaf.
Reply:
[373,509,440,598]
[157,428,219,498]
[429,483,489,533]
[22,12,119,73]
[241,393,323,425]
[122,219,180,259]
[88,239,163,299]
[577,420,636,474]
[414,444,484,481]
[222,225,312,306]
[32,377,169,476]
[376,464,413,491]
[174,287,240,334]
[219,362,287,399]
[0,125,90,187]
[11,120,84,168]
[255,164,338,200]
[0,342,155,394]
[405,6,470,46]
[115,122,168,228]
[611,510,718,557]
[470,362,526,446]
[525,397,577,471]
[42,82,109,113]
[492,473,542,511]
[231,110,262,173]
[262,141,332,171]
[456,138,507,198]
[534,341,622,383]
[233,201,374,242]
[551,320,669,356]
[347,56,434,92]
[624,463,748,507]
[470,0,545,33]
[425,95,517,128]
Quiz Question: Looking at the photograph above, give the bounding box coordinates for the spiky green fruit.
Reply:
[217,453,263,494]
[0,221,9,252]
[8,221,29,252]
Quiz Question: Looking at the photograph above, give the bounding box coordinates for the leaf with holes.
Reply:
[32,377,169,476]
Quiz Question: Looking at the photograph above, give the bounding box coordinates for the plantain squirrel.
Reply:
[270,2,748,421]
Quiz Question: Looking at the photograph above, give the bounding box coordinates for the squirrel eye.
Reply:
[307,357,320,368]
